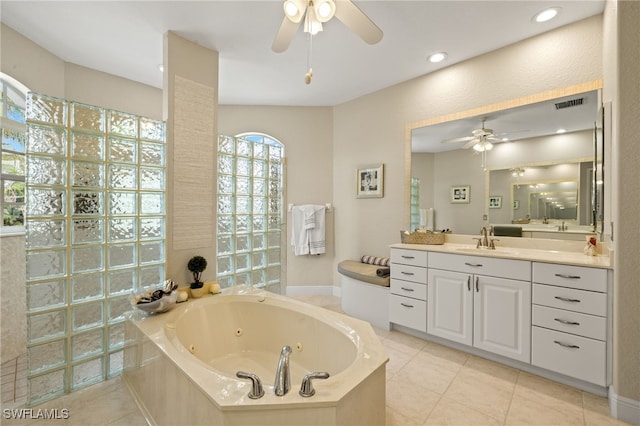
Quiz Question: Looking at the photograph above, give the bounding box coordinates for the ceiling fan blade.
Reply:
[272,16,302,53]
[334,0,383,45]
[441,136,474,144]
[462,140,478,150]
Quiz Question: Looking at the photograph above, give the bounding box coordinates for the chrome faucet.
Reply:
[236,371,264,399]
[274,345,292,396]
[480,226,489,247]
[474,226,498,249]
[558,221,567,231]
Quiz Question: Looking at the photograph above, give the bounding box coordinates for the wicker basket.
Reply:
[400,230,446,245]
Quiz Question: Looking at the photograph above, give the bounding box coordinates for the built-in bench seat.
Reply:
[338,260,390,330]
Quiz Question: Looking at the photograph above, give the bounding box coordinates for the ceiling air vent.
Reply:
[555,98,584,110]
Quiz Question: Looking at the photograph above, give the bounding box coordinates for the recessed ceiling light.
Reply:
[556,128,567,134]
[428,52,447,63]
[533,7,561,23]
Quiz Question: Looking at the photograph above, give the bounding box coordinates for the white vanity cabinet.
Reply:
[531,262,609,386]
[427,252,531,363]
[389,248,428,332]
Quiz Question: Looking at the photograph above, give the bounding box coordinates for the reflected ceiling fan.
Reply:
[441,119,504,152]
[272,0,383,83]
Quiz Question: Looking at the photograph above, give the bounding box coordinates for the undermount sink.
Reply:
[454,247,520,256]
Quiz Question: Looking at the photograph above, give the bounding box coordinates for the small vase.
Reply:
[190,283,208,298]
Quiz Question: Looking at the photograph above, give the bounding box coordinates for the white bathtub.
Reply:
[123,287,388,426]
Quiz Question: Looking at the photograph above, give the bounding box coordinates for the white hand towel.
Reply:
[307,205,326,255]
[290,205,326,256]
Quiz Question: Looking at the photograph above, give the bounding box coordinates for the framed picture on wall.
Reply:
[450,185,470,203]
[356,164,384,198]
[489,195,502,209]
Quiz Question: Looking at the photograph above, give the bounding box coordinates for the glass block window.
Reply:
[24,93,166,405]
[410,177,420,232]
[217,134,284,294]
[0,74,28,229]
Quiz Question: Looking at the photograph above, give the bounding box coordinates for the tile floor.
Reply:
[2,294,630,426]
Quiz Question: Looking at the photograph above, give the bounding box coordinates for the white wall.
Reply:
[332,15,603,268]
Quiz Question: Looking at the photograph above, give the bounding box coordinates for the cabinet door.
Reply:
[473,275,531,363]
[427,269,473,346]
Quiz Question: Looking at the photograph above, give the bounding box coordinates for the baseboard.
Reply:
[609,387,640,425]
[285,285,341,297]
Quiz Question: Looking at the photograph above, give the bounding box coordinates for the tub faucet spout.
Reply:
[274,345,292,396]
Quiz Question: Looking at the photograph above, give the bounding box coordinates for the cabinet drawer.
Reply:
[532,326,606,386]
[391,263,427,284]
[389,294,427,332]
[391,249,428,267]
[390,279,427,300]
[532,304,607,341]
[533,262,607,292]
[429,252,530,281]
[533,283,607,316]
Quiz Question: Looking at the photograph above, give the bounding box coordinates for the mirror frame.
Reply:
[403,80,604,230]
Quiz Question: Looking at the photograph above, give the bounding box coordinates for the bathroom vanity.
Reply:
[389,235,612,393]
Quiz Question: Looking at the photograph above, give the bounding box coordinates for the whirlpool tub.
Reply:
[122,286,388,426]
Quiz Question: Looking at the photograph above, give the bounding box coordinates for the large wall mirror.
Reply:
[407,82,604,239]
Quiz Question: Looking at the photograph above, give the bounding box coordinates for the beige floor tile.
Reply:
[513,371,583,409]
[386,374,441,425]
[505,391,585,426]
[462,355,520,383]
[384,343,419,378]
[583,392,633,426]
[393,344,466,395]
[386,406,421,426]
[425,395,504,426]
[442,362,517,422]
[383,330,429,352]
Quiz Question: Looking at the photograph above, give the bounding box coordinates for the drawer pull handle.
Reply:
[464,262,483,267]
[554,296,581,303]
[553,340,580,349]
[554,318,581,326]
[400,287,414,292]
[400,303,414,308]
[401,255,415,259]
[401,271,415,276]
[555,273,581,279]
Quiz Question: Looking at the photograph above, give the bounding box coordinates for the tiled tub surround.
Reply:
[123,286,388,426]
[389,233,613,397]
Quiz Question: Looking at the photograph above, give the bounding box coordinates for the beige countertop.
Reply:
[391,234,612,269]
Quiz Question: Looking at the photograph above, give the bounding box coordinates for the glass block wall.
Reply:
[24,93,165,405]
[410,177,420,231]
[217,134,283,293]
[1,76,27,227]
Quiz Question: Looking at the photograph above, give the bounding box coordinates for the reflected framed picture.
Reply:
[513,200,520,210]
[450,185,470,203]
[356,164,384,198]
[489,195,502,209]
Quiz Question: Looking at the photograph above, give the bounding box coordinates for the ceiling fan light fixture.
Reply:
[304,6,323,34]
[533,7,561,23]
[284,0,306,23]
[473,142,493,152]
[314,0,336,23]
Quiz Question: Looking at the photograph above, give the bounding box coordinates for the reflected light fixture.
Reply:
[556,128,567,134]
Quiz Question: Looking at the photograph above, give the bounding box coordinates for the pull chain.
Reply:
[305,32,313,84]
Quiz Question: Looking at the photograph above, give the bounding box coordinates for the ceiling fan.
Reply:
[272,0,383,83]
[441,119,504,151]
[272,0,383,52]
